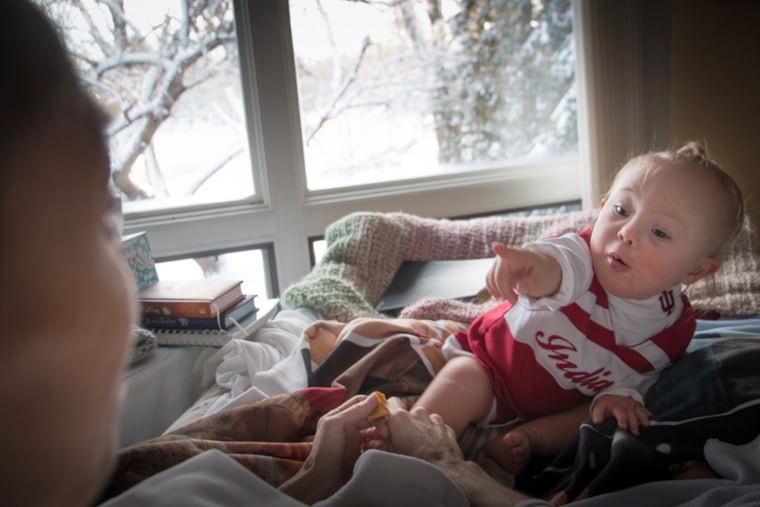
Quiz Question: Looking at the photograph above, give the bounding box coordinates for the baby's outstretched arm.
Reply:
[487,242,562,303]
[591,393,652,436]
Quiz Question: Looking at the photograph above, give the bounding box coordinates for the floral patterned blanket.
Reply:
[102,318,467,501]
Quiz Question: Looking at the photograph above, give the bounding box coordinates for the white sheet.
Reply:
[166,307,318,431]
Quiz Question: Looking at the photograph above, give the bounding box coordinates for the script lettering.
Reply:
[535,331,615,393]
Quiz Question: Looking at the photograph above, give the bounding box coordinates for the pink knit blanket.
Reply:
[281,210,760,323]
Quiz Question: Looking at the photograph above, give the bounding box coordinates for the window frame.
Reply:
[122,1,584,295]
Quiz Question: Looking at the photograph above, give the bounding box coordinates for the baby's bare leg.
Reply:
[414,355,494,437]
[486,401,591,475]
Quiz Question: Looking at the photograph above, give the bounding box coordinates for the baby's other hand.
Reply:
[591,394,652,436]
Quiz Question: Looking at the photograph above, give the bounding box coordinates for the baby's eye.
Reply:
[613,205,629,217]
[652,229,670,239]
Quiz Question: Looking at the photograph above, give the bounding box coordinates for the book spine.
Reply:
[140,300,221,318]
[142,315,225,330]
[150,298,278,347]
[141,295,256,330]
[142,296,256,330]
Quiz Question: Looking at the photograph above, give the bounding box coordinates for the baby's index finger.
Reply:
[491,241,510,257]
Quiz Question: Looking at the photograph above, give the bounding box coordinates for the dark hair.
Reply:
[0,0,108,167]
[1,1,75,135]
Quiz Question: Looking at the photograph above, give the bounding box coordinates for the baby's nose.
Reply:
[618,225,636,246]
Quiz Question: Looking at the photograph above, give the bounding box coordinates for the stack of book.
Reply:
[139,279,276,346]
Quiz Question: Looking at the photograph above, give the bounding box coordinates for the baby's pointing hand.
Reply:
[486,242,536,303]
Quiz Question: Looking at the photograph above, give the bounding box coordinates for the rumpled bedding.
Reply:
[103,211,760,504]
[101,435,760,507]
[103,317,473,501]
[515,333,760,502]
[103,317,760,504]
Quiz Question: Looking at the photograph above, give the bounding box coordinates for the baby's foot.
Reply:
[484,429,533,476]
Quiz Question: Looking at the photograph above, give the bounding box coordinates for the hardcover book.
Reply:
[151,298,280,347]
[141,294,256,331]
[139,279,244,318]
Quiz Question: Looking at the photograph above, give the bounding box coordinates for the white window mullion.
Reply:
[245,1,312,290]
[299,159,581,239]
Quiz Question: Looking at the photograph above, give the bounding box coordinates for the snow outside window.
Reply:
[290,0,577,190]
[36,0,581,294]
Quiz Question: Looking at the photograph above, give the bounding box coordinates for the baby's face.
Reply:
[589,161,722,300]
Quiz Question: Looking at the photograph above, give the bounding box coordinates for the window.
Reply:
[39,0,275,293]
[41,0,582,293]
[290,0,577,190]
[155,248,275,300]
[40,0,256,213]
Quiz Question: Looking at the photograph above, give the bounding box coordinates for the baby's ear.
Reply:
[681,257,720,285]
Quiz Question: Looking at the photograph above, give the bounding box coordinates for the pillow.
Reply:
[685,215,760,318]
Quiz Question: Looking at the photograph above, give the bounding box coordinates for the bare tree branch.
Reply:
[94,52,169,75]
[305,36,372,143]
[144,143,169,197]
[70,0,115,56]
[187,145,244,194]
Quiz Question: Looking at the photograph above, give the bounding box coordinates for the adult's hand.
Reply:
[384,401,464,464]
[279,393,382,504]
[383,403,535,507]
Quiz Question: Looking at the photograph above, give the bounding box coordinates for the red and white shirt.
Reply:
[445,228,695,423]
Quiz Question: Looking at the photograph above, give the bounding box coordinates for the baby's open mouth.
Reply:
[611,254,627,266]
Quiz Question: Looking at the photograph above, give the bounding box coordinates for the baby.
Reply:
[414,141,745,475]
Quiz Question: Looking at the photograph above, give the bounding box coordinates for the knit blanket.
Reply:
[281,210,760,323]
